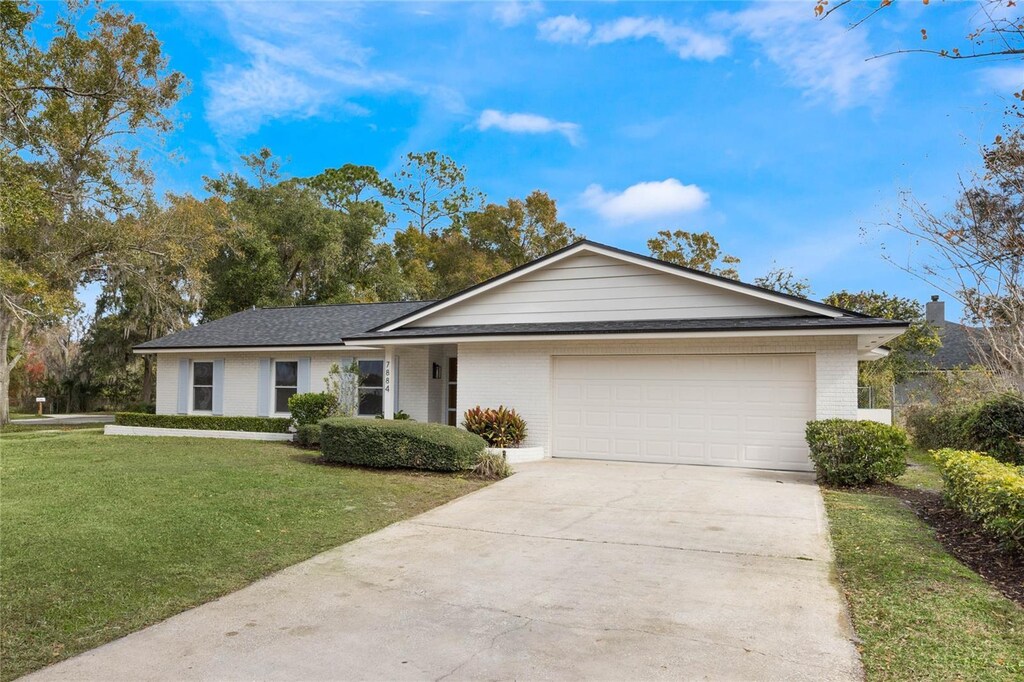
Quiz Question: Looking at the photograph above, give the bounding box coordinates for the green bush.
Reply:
[122,402,157,414]
[963,393,1024,465]
[462,406,527,447]
[114,412,292,433]
[320,417,485,471]
[287,392,337,426]
[904,393,1023,465]
[805,419,909,486]
[903,403,972,452]
[933,449,1024,553]
[296,423,321,448]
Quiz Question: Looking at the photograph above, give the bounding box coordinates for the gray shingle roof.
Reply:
[347,315,908,341]
[135,301,434,350]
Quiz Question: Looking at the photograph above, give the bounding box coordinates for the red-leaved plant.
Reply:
[462,405,527,448]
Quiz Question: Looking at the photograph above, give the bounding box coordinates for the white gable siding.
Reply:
[409,252,803,327]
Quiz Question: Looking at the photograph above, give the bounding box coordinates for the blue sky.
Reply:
[74,2,1024,317]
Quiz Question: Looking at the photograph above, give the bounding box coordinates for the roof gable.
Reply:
[381,241,847,331]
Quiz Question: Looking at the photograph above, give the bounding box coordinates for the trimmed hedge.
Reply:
[905,393,1024,465]
[288,392,337,426]
[933,449,1024,553]
[320,417,485,471]
[296,423,321,448]
[114,412,292,433]
[805,419,909,486]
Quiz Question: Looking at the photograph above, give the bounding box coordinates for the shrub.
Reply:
[320,418,486,471]
[462,406,527,448]
[374,410,412,420]
[114,412,292,433]
[963,393,1024,465]
[296,423,321,448]
[122,402,157,414]
[933,449,1024,553]
[472,452,513,480]
[804,419,909,486]
[288,392,337,426]
[903,392,1023,465]
[903,403,972,452]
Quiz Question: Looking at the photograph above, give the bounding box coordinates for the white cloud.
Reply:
[538,14,727,60]
[203,2,463,137]
[590,17,729,61]
[979,65,1024,92]
[477,109,581,145]
[727,3,893,108]
[582,179,709,223]
[537,14,592,45]
[493,2,544,28]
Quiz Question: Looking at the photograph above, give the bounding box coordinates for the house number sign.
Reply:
[384,360,391,394]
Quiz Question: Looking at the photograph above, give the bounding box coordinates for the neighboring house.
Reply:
[923,296,986,370]
[135,240,907,472]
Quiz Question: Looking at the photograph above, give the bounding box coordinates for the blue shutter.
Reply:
[212,359,225,416]
[257,358,271,416]
[297,357,311,394]
[177,359,189,414]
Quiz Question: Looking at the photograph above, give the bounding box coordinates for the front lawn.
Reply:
[0,431,488,680]
[824,450,1024,681]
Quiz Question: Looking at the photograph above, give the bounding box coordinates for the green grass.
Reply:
[0,422,104,434]
[0,431,488,680]
[895,447,945,492]
[824,449,1024,681]
[8,412,48,420]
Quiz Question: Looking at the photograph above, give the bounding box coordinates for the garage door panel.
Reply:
[552,354,815,472]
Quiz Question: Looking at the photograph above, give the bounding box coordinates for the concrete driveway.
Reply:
[28,460,862,681]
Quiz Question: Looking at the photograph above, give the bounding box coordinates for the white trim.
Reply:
[105,425,294,441]
[355,326,908,347]
[378,243,846,331]
[485,446,546,463]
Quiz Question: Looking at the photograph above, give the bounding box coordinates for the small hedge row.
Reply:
[932,449,1024,553]
[320,417,485,471]
[904,392,1024,465]
[805,419,909,486]
[296,423,321,447]
[114,412,292,433]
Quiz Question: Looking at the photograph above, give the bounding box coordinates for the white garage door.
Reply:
[552,354,816,472]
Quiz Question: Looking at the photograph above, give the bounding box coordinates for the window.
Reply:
[357,360,384,416]
[193,361,213,412]
[274,361,298,413]
[446,357,458,426]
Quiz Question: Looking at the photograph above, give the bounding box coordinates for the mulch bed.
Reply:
[875,483,1024,608]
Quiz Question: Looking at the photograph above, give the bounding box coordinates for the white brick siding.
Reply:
[456,336,859,455]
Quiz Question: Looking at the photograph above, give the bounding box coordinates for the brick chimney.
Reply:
[926,295,945,328]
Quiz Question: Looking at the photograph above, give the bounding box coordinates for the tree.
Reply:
[390,151,482,234]
[824,290,941,406]
[1,0,188,424]
[817,0,1023,62]
[466,191,581,269]
[89,196,224,403]
[647,230,741,279]
[882,131,1024,390]
[202,151,408,319]
[753,266,812,298]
